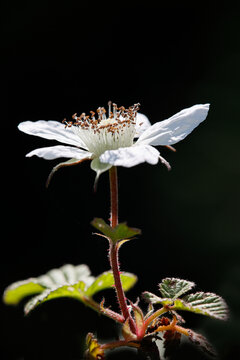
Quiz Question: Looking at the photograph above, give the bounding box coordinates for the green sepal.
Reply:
[91,218,141,244]
[129,301,145,339]
[122,318,138,341]
[90,158,112,189]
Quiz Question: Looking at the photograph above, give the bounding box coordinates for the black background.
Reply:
[2,1,240,359]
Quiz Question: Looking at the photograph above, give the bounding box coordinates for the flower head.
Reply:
[18,102,209,185]
[70,103,139,156]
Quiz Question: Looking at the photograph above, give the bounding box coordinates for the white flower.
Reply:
[18,102,210,185]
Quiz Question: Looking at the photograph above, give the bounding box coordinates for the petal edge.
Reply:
[137,104,209,146]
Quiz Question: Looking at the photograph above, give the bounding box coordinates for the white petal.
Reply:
[26,145,92,160]
[18,120,87,149]
[134,113,151,137]
[137,104,210,146]
[99,144,160,168]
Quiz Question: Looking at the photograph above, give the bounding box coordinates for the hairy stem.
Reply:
[109,166,118,228]
[109,166,136,332]
[83,295,124,323]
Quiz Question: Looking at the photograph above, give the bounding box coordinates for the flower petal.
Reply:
[18,120,87,149]
[134,113,151,137]
[26,145,92,160]
[99,144,160,168]
[137,104,209,146]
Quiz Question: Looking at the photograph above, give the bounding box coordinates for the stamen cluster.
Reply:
[63,102,140,156]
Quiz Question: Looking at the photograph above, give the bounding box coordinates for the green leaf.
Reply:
[113,223,141,242]
[3,280,45,305]
[24,282,86,314]
[91,218,141,243]
[86,271,137,297]
[4,264,137,316]
[91,218,114,239]
[172,292,228,320]
[142,291,173,307]
[159,278,195,300]
[143,278,228,321]
[3,264,93,306]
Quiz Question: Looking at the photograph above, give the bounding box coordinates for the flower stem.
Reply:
[108,166,136,332]
[109,166,118,228]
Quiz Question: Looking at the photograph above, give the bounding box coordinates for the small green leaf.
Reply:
[159,278,195,300]
[91,218,141,243]
[172,292,228,320]
[86,271,137,297]
[113,223,141,242]
[91,218,114,239]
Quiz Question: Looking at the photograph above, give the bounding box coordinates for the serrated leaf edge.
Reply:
[159,278,195,300]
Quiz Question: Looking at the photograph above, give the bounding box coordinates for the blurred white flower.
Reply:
[18,102,209,185]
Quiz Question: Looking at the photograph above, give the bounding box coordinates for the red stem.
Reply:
[109,166,118,228]
[108,167,136,333]
[109,242,129,320]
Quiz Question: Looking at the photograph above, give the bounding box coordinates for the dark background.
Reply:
[2,1,240,359]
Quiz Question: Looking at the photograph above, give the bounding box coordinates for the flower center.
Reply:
[64,102,140,157]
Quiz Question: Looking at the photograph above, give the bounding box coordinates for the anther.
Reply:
[108,101,112,117]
